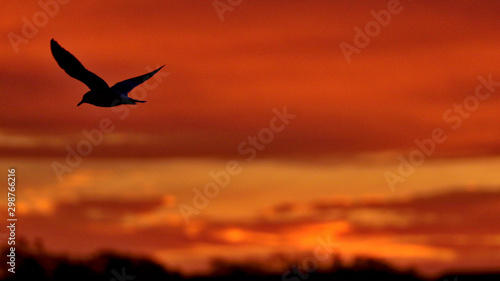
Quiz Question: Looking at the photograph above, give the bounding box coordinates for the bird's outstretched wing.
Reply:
[50,39,109,91]
[111,65,165,96]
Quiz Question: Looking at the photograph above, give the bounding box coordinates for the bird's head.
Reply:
[77,91,91,106]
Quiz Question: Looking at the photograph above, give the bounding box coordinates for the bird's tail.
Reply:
[130,98,146,104]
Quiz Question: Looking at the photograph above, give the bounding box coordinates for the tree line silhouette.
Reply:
[1,239,498,281]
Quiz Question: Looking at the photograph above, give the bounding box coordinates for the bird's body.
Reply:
[78,89,144,107]
[50,39,164,107]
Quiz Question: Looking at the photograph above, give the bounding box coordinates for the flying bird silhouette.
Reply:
[50,39,164,107]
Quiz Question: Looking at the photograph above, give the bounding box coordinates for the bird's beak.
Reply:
[77,101,83,106]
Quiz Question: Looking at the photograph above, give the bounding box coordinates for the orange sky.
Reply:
[1,0,500,277]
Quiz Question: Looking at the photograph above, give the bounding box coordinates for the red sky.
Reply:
[1,0,500,276]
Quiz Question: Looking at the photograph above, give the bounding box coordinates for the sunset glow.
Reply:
[2,0,500,278]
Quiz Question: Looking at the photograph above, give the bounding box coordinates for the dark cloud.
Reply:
[261,188,500,237]
[5,1,500,160]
